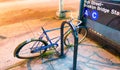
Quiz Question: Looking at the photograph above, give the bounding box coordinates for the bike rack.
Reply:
[60,21,78,70]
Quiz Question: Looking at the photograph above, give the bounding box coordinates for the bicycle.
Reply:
[63,11,88,47]
[14,14,88,59]
[14,25,72,59]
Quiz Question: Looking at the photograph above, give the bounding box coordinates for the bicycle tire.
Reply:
[64,26,88,47]
[14,39,48,59]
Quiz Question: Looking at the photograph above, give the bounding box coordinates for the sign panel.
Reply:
[84,0,120,31]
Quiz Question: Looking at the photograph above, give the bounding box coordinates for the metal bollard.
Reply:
[60,21,78,70]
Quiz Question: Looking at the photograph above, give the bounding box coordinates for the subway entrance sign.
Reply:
[83,0,120,55]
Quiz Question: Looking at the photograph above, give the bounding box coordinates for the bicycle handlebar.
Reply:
[68,10,83,26]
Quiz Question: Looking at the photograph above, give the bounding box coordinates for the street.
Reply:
[0,0,79,69]
[0,0,120,70]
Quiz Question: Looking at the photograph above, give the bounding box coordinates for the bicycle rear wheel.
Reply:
[78,26,88,43]
[14,39,48,59]
[64,26,88,47]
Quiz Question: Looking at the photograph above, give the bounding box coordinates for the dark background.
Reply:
[85,0,120,31]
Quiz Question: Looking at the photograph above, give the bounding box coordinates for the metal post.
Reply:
[60,21,78,70]
[59,0,63,12]
[78,0,85,20]
[59,0,66,18]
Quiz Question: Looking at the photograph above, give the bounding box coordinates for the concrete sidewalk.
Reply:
[0,18,63,70]
[7,37,120,70]
[0,18,120,70]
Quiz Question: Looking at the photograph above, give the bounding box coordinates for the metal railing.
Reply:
[60,21,78,70]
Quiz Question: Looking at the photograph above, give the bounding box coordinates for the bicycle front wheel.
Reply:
[64,26,88,47]
[14,39,48,59]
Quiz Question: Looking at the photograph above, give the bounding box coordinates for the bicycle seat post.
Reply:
[41,27,53,44]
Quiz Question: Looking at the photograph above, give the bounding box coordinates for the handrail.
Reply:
[60,21,78,70]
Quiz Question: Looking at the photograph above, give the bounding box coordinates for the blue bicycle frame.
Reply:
[31,26,69,53]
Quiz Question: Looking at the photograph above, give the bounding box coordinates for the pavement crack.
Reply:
[0,35,7,40]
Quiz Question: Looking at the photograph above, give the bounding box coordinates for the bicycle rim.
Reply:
[78,26,88,44]
[64,30,74,47]
[64,26,88,46]
[14,39,48,59]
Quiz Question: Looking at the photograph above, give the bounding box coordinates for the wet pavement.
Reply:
[0,0,120,70]
[0,16,120,70]
[7,37,120,70]
[0,17,120,70]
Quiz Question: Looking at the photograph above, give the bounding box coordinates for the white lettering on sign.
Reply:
[111,9,120,16]
[97,6,110,13]
[84,1,120,16]
[92,12,97,19]
[91,1,103,6]
[85,4,96,9]
[91,10,99,20]
[85,10,89,16]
